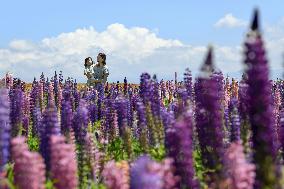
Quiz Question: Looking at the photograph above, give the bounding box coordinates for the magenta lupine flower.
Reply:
[11,137,46,189]
[244,10,278,188]
[50,135,78,189]
[224,141,255,189]
[195,47,225,174]
[57,83,63,110]
[160,158,180,189]
[165,110,199,188]
[85,133,104,182]
[22,91,30,118]
[0,89,11,171]
[102,160,129,189]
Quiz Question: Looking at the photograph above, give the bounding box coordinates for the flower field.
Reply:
[1,10,284,189]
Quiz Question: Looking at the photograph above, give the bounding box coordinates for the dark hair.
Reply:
[84,57,93,67]
[98,53,106,65]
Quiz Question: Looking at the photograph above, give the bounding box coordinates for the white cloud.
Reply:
[214,14,247,28]
[0,22,283,83]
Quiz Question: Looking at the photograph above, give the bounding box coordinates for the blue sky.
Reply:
[0,1,284,82]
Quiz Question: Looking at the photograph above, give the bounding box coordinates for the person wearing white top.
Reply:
[93,53,109,88]
[83,57,95,87]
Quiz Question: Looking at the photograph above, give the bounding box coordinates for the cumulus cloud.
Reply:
[0,21,283,83]
[214,14,247,28]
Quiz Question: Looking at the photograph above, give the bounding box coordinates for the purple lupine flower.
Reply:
[135,101,147,130]
[229,98,241,142]
[0,89,11,172]
[53,71,59,108]
[195,47,225,174]
[165,110,199,189]
[31,103,42,137]
[50,135,78,189]
[184,68,193,101]
[11,137,46,189]
[61,98,73,136]
[140,73,152,104]
[39,101,61,171]
[9,87,23,136]
[160,79,166,99]
[224,141,255,189]
[72,99,88,145]
[102,160,129,189]
[29,81,39,112]
[88,102,98,124]
[127,93,134,128]
[244,10,278,188]
[22,115,29,136]
[130,156,163,189]
[223,107,231,146]
[151,75,161,118]
[114,95,129,134]
[73,87,80,111]
[279,109,284,160]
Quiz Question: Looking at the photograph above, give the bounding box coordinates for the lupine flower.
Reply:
[84,132,104,182]
[140,73,152,104]
[151,75,162,118]
[114,95,129,134]
[72,99,88,145]
[244,10,278,188]
[39,101,61,171]
[9,87,23,137]
[165,110,199,188]
[195,47,225,175]
[160,158,180,189]
[11,137,46,189]
[50,135,78,189]
[224,141,255,189]
[279,109,284,160]
[229,98,241,142]
[61,98,73,136]
[130,155,163,189]
[102,160,129,189]
[109,110,119,141]
[184,68,193,101]
[31,103,42,137]
[0,89,11,172]
[22,114,29,136]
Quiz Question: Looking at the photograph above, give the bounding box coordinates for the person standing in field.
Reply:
[83,57,95,87]
[93,52,109,88]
